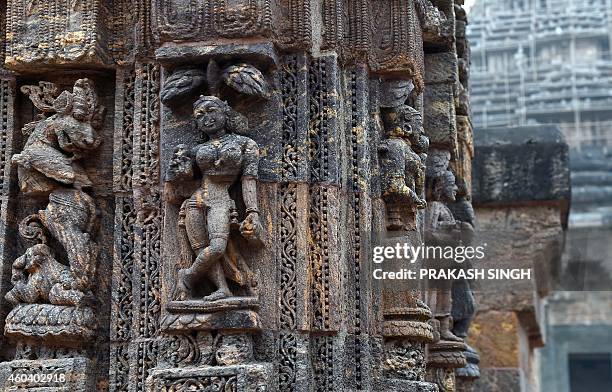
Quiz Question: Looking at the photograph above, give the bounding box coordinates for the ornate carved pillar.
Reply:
[0,1,476,391]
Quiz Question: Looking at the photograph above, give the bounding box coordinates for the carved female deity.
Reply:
[380,104,428,209]
[167,95,262,302]
[425,149,473,342]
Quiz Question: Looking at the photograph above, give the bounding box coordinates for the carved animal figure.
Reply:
[5,244,71,306]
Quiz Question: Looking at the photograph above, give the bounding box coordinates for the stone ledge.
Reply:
[472,125,570,226]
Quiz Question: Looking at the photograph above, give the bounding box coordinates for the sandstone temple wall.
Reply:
[0,1,481,391]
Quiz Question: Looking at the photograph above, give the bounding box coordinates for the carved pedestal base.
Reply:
[379,304,438,390]
[1,304,98,391]
[0,357,95,391]
[426,340,468,392]
[456,345,480,392]
[154,298,271,390]
[5,304,97,347]
[147,363,272,392]
[161,297,260,332]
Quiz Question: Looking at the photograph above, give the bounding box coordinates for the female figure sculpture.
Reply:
[167,95,262,302]
[425,149,473,342]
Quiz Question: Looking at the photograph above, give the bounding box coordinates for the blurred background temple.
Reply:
[468,1,612,391]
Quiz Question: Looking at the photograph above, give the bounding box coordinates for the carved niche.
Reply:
[0,78,105,391]
[150,56,272,391]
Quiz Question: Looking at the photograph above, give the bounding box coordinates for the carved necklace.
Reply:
[209,133,232,167]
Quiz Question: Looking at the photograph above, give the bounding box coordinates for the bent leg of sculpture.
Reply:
[177,201,231,300]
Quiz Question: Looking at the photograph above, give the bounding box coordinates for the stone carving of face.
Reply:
[397,106,415,138]
[56,115,99,152]
[194,97,228,137]
[382,105,414,139]
[51,82,104,153]
[440,171,458,202]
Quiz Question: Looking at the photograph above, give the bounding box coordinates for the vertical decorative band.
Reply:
[347,68,364,388]
[110,67,137,392]
[0,79,12,199]
[278,54,300,392]
[308,56,336,391]
[131,62,162,390]
[0,78,15,334]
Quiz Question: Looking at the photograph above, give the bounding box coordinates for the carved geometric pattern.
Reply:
[135,62,161,187]
[131,62,162,391]
[109,197,136,392]
[278,332,298,391]
[152,0,271,41]
[152,374,237,391]
[347,68,364,388]
[281,54,300,181]
[0,79,11,198]
[307,56,335,390]
[321,0,344,49]
[117,67,137,193]
[312,335,334,391]
[135,340,159,391]
[279,183,298,330]
[109,66,138,392]
[308,186,330,331]
[347,0,372,55]
[136,190,162,339]
[280,0,311,47]
[308,57,331,183]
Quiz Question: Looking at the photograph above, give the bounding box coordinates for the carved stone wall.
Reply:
[0,0,477,391]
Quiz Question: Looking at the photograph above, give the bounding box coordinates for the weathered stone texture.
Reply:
[0,0,480,391]
[472,125,570,209]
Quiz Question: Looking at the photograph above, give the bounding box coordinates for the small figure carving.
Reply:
[13,79,104,196]
[415,0,447,37]
[379,104,428,230]
[425,149,473,342]
[166,95,262,302]
[5,243,72,306]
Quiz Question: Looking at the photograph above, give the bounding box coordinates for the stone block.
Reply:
[425,52,459,85]
[424,83,458,149]
[472,125,570,211]
[0,357,96,391]
[146,363,273,392]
